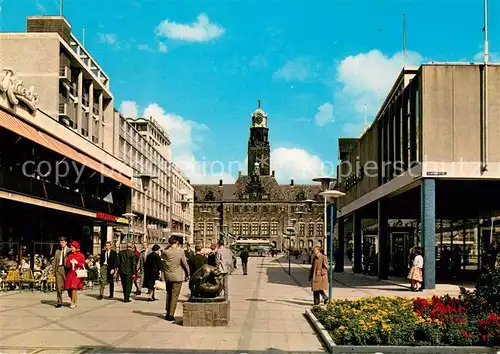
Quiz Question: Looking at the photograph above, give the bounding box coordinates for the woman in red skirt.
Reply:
[132,245,142,295]
[65,241,86,308]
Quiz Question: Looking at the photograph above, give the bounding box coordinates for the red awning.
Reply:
[0,109,135,189]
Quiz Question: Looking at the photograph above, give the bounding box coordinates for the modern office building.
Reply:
[193,104,325,250]
[335,63,500,289]
[170,164,194,244]
[117,114,172,244]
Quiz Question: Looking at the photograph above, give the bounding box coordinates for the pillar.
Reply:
[335,215,344,272]
[421,179,436,289]
[99,224,107,250]
[378,199,389,280]
[353,211,362,273]
[76,70,83,130]
[88,81,94,139]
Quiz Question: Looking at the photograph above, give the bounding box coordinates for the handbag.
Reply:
[154,280,166,290]
[76,265,88,278]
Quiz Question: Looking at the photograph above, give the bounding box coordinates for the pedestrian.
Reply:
[143,244,162,302]
[408,248,424,292]
[215,240,233,299]
[132,245,141,295]
[137,242,150,295]
[161,236,190,321]
[64,241,86,308]
[309,246,330,305]
[184,243,194,262]
[98,241,117,300]
[207,244,217,267]
[240,247,249,275]
[53,237,70,308]
[116,243,137,303]
[188,245,207,276]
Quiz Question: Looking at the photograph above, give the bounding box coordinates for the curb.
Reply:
[305,309,336,353]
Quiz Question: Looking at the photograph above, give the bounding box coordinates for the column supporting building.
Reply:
[335,215,344,273]
[353,212,362,273]
[378,199,389,280]
[421,179,436,289]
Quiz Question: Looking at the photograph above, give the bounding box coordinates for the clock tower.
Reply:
[248,100,270,176]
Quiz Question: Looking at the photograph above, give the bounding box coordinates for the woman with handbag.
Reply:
[309,246,330,305]
[64,241,86,308]
[143,244,162,302]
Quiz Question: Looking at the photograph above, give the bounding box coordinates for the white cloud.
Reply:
[473,51,499,62]
[273,58,318,82]
[336,49,423,136]
[314,102,334,126]
[271,148,334,184]
[120,101,139,118]
[98,33,117,45]
[158,42,168,53]
[156,13,225,42]
[137,44,154,52]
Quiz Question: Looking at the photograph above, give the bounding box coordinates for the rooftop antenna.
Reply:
[82,27,85,46]
[364,104,368,127]
[484,0,489,64]
[59,0,63,16]
[403,13,407,67]
[258,99,261,109]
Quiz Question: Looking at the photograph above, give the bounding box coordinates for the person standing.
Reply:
[184,243,194,262]
[98,242,117,300]
[161,236,190,321]
[116,243,137,303]
[188,245,207,276]
[207,244,217,267]
[143,244,162,302]
[132,245,141,295]
[215,240,233,299]
[309,246,330,305]
[64,241,86,308]
[240,247,249,275]
[53,237,70,308]
[137,241,150,295]
[408,248,424,292]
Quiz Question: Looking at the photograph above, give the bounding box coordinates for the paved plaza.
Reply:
[0,257,467,353]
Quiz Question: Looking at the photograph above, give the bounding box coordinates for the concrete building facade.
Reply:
[170,164,194,244]
[336,64,500,288]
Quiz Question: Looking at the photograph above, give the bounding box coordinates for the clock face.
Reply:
[254,116,263,124]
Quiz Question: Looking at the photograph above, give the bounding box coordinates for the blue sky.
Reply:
[3,0,499,183]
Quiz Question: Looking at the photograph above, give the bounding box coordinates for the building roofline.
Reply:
[27,15,71,29]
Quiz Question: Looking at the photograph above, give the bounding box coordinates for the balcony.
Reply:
[68,83,77,100]
[81,94,89,109]
[92,103,100,118]
[59,66,71,83]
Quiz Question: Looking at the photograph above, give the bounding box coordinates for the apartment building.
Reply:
[170,164,194,244]
[0,16,117,152]
[118,114,172,243]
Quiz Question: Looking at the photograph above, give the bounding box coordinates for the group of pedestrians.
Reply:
[53,236,241,321]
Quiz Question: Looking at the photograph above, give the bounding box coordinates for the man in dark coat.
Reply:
[207,244,217,267]
[184,243,195,262]
[188,245,207,276]
[116,243,137,303]
[98,241,117,299]
[240,248,249,275]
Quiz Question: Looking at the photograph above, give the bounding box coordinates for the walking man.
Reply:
[116,243,137,303]
[215,240,233,298]
[309,246,330,305]
[98,242,117,300]
[137,241,150,295]
[53,237,70,308]
[162,236,190,321]
[240,247,249,275]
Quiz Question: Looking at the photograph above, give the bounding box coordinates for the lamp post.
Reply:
[285,226,295,274]
[313,177,337,254]
[122,213,136,243]
[177,193,192,245]
[135,173,157,243]
[319,189,345,300]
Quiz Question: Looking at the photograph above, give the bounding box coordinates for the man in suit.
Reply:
[53,237,70,308]
[240,247,250,275]
[215,240,233,299]
[162,236,190,321]
[184,243,194,262]
[98,241,117,300]
[116,243,137,303]
[137,241,150,295]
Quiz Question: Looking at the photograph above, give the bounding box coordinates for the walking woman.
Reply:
[132,245,141,295]
[309,246,330,305]
[143,244,162,302]
[408,248,424,291]
[65,241,86,308]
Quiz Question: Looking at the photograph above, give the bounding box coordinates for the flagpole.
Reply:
[402,13,407,67]
[60,0,63,16]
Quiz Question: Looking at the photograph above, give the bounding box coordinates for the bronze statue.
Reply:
[189,264,224,301]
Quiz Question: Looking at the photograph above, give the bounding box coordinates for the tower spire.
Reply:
[258,99,261,109]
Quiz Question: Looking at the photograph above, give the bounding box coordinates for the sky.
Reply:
[2,0,499,184]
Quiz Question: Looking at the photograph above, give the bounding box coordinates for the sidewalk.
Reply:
[0,257,326,353]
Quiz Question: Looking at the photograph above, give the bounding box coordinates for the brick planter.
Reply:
[183,300,230,327]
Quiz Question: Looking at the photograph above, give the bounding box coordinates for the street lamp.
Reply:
[285,226,295,274]
[319,189,345,300]
[176,192,192,245]
[122,212,136,243]
[135,173,157,243]
[313,177,337,254]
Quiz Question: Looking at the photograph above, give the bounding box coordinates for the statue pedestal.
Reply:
[183,300,230,327]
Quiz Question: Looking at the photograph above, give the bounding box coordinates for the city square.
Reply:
[1,0,500,353]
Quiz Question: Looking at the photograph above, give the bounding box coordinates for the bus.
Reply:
[230,239,273,256]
